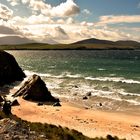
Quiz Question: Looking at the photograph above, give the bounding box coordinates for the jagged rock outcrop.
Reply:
[0,50,26,86]
[13,74,59,102]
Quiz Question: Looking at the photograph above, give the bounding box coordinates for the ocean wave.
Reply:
[24,70,140,84]
[13,70,139,105]
[85,77,140,84]
[89,89,140,105]
[97,68,106,71]
[24,70,82,79]
[24,70,52,77]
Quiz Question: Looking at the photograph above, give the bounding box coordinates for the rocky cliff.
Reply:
[0,51,26,86]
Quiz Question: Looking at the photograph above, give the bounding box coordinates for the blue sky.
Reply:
[0,0,140,43]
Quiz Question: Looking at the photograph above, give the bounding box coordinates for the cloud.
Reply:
[21,0,30,4]
[27,14,54,24]
[7,0,19,6]
[98,15,140,25]
[29,0,49,11]
[1,4,139,44]
[49,0,80,17]
[6,15,140,44]
[7,0,80,17]
[53,26,69,40]
[20,0,80,17]
[0,3,13,20]
[82,9,91,15]
[80,21,94,26]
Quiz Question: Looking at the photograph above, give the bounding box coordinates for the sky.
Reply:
[0,0,140,44]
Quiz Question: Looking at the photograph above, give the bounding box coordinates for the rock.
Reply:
[86,92,92,96]
[99,103,102,107]
[102,86,109,91]
[23,94,30,100]
[2,101,11,115]
[74,85,78,88]
[13,74,59,102]
[0,50,26,86]
[37,102,44,106]
[0,95,4,102]
[53,102,61,107]
[83,96,88,100]
[10,99,19,106]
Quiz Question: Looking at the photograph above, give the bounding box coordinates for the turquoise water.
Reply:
[8,50,140,105]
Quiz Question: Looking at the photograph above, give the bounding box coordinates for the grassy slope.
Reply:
[0,43,140,50]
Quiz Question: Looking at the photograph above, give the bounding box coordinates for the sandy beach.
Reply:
[12,97,140,140]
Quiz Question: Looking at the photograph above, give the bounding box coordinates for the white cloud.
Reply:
[80,21,94,26]
[98,15,140,25]
[21,0,80,17]
[29,0,50,11]
[5,16,140,44]
[7,0,80,17]
[0,4,13,20]
[1,4,139,44]
[27,14,54,24]
[82,9,91,15]
[56,17,75,24]
[49,0,80,17]
[66,17,75,24]
[7,0,19,6]
[21,0,29,4]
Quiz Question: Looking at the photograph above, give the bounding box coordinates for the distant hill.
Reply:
[73,38,140,46]
[71,38,140,50]
[0,37,140,50]
[0,36,35,45]
[115,40,140,47]
[72,38,115,45]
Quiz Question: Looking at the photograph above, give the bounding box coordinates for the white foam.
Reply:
[117,90,140,97]
[24,70,51,77]
[23,70,140,105]
[66,74,82,78]
[24,70,83,79]
[25,70,140,84]
[85,77,140,84]
[98,68,106,71]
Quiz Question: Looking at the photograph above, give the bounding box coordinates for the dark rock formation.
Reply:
[99,103,102,107]
[0,50,26,86]
[37,102,44,106]
[0,96,4,102]
[2,101,11,115]
[13,74,59,102]
[83,96,88,100]
[86,92,92,96]
[10,99,19,106]
[53,102,61,107]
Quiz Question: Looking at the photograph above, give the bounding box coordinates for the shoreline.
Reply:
[12,97,140,140]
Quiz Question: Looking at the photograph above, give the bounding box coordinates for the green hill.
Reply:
[0,38,140,50]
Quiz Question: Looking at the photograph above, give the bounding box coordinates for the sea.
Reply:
[7,50,140,110]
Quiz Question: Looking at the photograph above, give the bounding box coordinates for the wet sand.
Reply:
[12,98,140,140]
